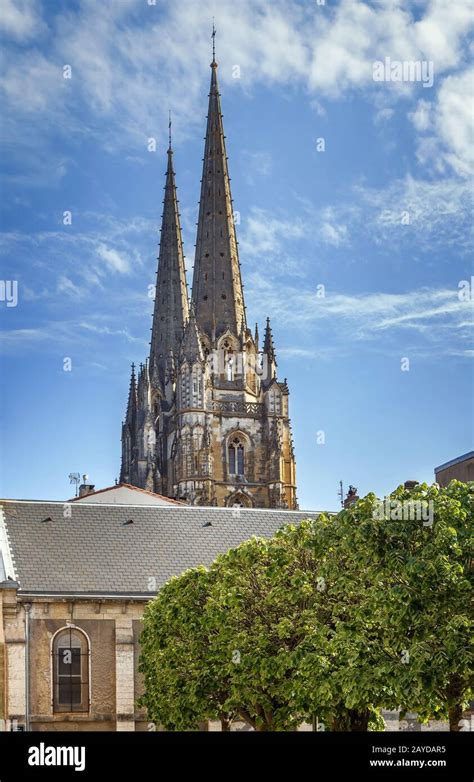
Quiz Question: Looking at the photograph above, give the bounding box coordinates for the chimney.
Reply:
[343,485,359,508]
[78,474,95,498]
[404,480,419,490]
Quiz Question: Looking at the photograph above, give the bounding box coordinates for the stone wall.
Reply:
[0,590,148,732]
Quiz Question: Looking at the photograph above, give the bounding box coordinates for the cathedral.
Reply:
[119,49,297,509]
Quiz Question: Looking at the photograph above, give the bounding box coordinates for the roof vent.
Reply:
[202,521,212,528]
[40,517,52,523]
[122,519,134,526]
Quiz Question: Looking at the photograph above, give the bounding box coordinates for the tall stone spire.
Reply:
[150,125,189,389]
[191,39,246,342]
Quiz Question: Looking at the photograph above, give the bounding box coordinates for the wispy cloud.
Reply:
[239,206,306,257]
[246,273,473,355]
[0,0,47,42]
[1,0,473,160]
[241,150,272,184]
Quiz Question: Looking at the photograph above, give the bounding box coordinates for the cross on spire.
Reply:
[168,110,172,151]
[212,19,216,64]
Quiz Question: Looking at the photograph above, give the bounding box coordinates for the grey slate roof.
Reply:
[0,501,320,598]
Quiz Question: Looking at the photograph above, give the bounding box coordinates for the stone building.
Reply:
[120,51,297,510]
[0,499,315,732]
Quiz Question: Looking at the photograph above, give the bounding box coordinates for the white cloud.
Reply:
[410,67,474,176]
[374,106,395,124]
[1,0,472,155]
[353,174,473,252]
[57,275,83,298]
[246,273,473,349]
[408,99,431,131]
[414,0,473,71]
[79,322,140,343]
[0,0,46,41]
[433,68,474,176]
[239,207,306,257]
[241,150,272,183]
[320,221,348,247]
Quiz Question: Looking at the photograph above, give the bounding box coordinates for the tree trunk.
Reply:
[447,675,464,732]
[448,702,463,732]
[220,717,232,732]
[332,708,370,732]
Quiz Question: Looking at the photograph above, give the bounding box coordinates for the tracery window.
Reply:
[228,436,245,476]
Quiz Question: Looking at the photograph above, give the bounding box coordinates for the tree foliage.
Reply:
[139,481,473,731]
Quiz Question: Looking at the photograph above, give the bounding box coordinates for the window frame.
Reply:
[51,626,91,715]
[228,436,245,477]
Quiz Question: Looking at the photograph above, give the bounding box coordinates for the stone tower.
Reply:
[120,49,297,509]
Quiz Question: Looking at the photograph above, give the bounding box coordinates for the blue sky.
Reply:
[0,0,472,510]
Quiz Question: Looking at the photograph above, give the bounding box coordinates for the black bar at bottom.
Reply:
[0,730,471,780]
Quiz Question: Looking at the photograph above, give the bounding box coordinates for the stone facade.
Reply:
[120,55,297,510]
[0,586,148,732]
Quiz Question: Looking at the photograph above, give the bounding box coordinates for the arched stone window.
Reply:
[52,627,90,713]
[228,436,245,476]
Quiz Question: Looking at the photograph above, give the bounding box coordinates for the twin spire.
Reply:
[149,115,189,389]
[190,42,246,340]
[150,29,269,378]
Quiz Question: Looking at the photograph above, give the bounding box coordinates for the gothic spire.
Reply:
[263,317,277,380]
[150,138,189,388]
[190,45,246,341]
[125,363,137,426]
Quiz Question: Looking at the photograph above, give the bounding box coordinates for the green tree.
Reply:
[320,481,473,731]
[138,566,234,730]
[139,481,473,732]
[204,525,327,730]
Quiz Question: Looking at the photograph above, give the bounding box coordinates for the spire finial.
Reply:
[168,110,172,151]
[211,18,216,64]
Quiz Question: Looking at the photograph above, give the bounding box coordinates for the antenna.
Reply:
[68,472,81,497]
[338,480,344,508]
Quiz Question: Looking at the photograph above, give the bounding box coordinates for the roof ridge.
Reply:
[69,483,185,504]
[0,499,323,513]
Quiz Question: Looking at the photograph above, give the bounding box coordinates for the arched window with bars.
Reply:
[52,627,90,713]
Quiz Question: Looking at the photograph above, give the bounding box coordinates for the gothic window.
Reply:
[228,437,245,476]
[269,391,282,415]
[124,432,131,466]
[52,628,90,714]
